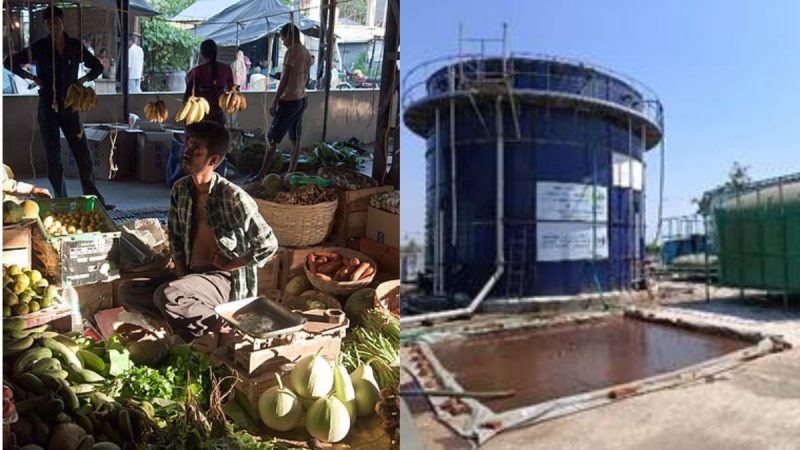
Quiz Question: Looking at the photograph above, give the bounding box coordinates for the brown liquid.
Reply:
[430,317,749,413]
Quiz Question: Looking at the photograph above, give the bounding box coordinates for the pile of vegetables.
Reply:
[306,252,376,283]
[2,323,144,449]
[232,131,366,176]
[256,351,381,444]
[318,167,378,191]
[370,190,400,214]
[245,173,337,206]
[2,319,295,449]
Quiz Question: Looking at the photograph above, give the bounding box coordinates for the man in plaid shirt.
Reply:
[122,121,277,341]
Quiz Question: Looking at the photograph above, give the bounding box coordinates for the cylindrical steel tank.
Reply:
[404,55,664,298]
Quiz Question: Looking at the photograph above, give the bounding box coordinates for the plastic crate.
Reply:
[31,196,121,287]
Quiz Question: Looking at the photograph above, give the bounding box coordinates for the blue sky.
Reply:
[400,0,800,244]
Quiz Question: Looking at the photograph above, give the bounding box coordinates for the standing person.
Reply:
[231,50,247,91]
[97,48,110,77]
[3,6,113,209]
[120,121,278,342]
[128,34,144,93]
[185,39,234,125]
[254,23,313,178]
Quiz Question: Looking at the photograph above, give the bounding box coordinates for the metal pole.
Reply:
[120,0,129,119]
[321,0,336,140]
[371,0,398,182]
[316,0,327,85]
[450,67,457,248]
[496,95,505,268]
[434,107,441,296]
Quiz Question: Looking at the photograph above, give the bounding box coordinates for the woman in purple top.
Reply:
[185,39,233,125]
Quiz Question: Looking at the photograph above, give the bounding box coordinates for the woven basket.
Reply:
[255,198,338,247]
[304,247,378,296]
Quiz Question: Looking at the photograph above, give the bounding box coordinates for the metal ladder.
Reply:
[505,227,528,298]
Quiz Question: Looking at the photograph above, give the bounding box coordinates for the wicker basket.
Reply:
[304,247,378,296]
[255,198,338,247]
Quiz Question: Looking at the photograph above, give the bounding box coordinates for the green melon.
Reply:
[3,200,23,224]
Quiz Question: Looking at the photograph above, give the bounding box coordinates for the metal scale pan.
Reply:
[215,296,307,339]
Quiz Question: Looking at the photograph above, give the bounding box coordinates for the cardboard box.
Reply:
[257,249,285,294]
[333,186,394,240]
[62,127,138,180]
[359,237,400,277]
[136,132,173,183]
[76,281,115,319]
[366,206,400,248]
[3,219,35,268]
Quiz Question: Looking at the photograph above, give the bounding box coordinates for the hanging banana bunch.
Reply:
[218,86,247,114]
[64,84,97,113]
[144,97,169,123]
[175,96,210,125]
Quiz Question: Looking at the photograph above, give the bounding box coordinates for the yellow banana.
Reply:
[238,94,247,111]
[176,101,190,121]
[186,99,200,124]
[198,97,210,115]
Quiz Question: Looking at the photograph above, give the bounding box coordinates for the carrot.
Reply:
[309,260,318,274]
[307,254,316,264]
[350,262,370,281]
[315,272,332,281]
[358,266,375,280]
[316,256,329,265]
[318,260,343,275]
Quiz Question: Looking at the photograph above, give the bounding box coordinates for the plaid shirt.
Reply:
[169,173,277,300]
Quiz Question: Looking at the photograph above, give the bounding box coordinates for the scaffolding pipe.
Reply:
[402,96,506,325]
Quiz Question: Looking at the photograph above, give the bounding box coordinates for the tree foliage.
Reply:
[141,0,200,72]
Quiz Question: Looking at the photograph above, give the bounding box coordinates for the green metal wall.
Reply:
[715,182,800,292]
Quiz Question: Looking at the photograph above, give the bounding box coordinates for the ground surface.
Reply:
[402,284,800,450]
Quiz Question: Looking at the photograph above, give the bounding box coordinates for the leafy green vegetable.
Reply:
[106,335,132,376]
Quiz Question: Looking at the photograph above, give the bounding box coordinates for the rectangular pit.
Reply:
[430,316,750,413]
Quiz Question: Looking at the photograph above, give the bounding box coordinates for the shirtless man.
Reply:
[122,121,277,341]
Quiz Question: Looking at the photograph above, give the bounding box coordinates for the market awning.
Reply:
[193,0,320,47]
[170,0,239,23]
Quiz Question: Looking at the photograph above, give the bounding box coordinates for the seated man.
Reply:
[122,121,277,342]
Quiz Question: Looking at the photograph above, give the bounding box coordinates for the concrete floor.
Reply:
[403,285,800,449]
[22,176,171,211]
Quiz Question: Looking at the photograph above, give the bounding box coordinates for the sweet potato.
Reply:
[314,272,332,281]
[358,266,375,280]
[350,262,370,281]
[318,260,343,275]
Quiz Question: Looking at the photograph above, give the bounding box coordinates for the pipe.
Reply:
[401,96,506,325]
[434,107,441,296]
[450,67,457,248]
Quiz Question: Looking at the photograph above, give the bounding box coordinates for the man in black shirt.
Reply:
[3,6,112,209]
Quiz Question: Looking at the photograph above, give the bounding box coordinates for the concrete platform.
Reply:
[21,176,170,211]
[402,283,800,449]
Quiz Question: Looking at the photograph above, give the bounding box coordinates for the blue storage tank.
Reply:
[404,55,664,298]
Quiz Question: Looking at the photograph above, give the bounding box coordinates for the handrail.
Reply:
[403,53,664,132]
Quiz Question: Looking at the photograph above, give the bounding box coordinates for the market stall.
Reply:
[2,154,400,448]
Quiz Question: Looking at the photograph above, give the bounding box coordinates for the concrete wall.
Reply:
[3,89,379,177]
